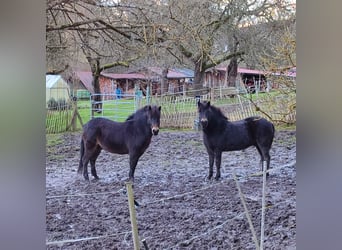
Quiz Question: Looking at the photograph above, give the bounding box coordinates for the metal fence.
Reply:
[90,93,138,121]
[46,87,296,133]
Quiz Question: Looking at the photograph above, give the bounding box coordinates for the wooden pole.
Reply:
[260,161,267,250]
[126,182,140,250]
[233,171,260,250]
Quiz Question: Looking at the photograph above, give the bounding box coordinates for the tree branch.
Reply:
[46,18,101,32]
[204,51,245,71]
[46,64,69,75]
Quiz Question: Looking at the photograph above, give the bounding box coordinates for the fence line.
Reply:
[46,105,73,133]
[46,101,83,133]
[46,231,132,246]
[250,160,296,177]
[46,187,125,199]
[46,89,296,133]
[141,178,228,207]
[46,161,296,201]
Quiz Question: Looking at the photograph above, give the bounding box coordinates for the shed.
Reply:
[46,74,71,103]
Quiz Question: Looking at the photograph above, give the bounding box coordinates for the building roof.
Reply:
[101,72,147,80]
[238,67,265,75]
[75,71,94,93]
[147,67,194,79]
[173,68,195,78]
[75,67,195,91]
[209,66,296,78]
[272,67,296,78]
[46,74,63,88]
[211,67,265,75]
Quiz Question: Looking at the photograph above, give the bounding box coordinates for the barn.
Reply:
[46,74,71,104]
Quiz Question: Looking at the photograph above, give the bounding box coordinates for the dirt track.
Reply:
[46,129,296,249]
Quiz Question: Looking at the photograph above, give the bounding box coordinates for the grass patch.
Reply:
[275,123,296,131]
[77,98,137,124]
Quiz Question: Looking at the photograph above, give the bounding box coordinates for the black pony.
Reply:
[78,105,161,181]
[198,101,274,180]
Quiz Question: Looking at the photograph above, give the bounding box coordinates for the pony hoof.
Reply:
[214,176,221,181]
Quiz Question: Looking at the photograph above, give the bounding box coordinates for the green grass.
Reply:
[275,123,296,131]
[77,98,137,124]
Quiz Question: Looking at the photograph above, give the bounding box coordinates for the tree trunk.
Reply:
[193,61,206,93]
[226,57,238,87]
[88,57,102,111]
[160,68,168,95]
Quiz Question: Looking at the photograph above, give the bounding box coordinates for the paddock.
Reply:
[46,130,296,249]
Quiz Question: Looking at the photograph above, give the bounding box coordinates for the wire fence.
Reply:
[46,87,296,133]
[46,103,75,133]
[46,160,296,248]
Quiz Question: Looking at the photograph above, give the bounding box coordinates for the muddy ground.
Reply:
[46,129,296,250]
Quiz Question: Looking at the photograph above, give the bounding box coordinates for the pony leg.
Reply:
[78,139,85,174]
[264,152,271,177]
[128,154,140,182]
[89,159,98,179]
[255,146,265,172]
[81,140,98,181]
[89,146,102,180]
[82,156,90,181]
[207,149,215,180]
[214,151,222,180]
[256,145,271,177]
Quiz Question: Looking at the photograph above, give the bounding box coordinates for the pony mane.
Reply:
[126,106,147,121]
[209,105,228,121]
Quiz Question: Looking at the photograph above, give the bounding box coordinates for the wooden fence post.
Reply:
[126,182,140,250]
[260,161,267,250]
[66,101,83,132]
[233,171,260,250]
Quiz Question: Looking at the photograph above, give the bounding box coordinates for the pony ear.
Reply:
[158,106,161,111]
[207,101,210,106]
[197,101,201,107]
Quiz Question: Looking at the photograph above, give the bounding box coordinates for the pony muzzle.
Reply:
[200,118,208,127]
[151,126,159,135]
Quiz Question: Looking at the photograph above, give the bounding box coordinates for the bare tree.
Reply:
[246,13,296,124]
[46,0,152,108]
[46,0,295,100]
[148,0,296,94]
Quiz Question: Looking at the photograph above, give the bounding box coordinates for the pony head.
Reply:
[197,101,228,130]
[145,105,162,135]
[197,101,211,129]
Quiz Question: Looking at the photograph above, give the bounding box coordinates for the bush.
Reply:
[47,97,58,110]
[47,98,71,110]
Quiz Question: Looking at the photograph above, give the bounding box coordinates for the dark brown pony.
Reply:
[78,105,161,181]
[198,101,274,180]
